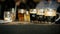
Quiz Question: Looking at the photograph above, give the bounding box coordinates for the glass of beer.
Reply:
[44,8,56,24]
[37,9,45,24]
[24,11,30,22]
[11,8,16,21]
[30,9,37,24]
[18,9,25,21]
[4,11,12,22]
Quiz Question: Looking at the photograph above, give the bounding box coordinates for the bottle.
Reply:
[24,11,30,22]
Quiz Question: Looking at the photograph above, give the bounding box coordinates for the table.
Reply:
[0,22,60,34]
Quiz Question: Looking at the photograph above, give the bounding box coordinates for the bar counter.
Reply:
[0,21,60,34]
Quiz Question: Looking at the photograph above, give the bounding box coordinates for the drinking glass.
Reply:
[37,9,44,24]
[18,9,25,21]
[44,8,56,24]
[4,11,12,22]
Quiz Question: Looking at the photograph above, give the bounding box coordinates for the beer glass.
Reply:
[37,9,44,24]
[4,11,12,22]
[24,11,30,22]
[30,9,37,24]
[45,8,56,24]
[18,9,25,21]
[11,8,16,21]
